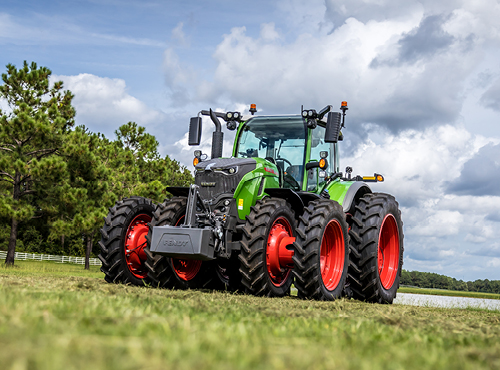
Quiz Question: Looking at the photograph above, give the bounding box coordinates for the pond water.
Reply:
[394,293,500,311]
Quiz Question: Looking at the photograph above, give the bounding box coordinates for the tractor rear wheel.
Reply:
[292,199,349,300]
[239,198,295,297]
[145,197,216,290]
[98,196,155,285]
[348,193,404,304]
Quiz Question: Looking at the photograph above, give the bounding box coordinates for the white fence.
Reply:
[0,251,101,266]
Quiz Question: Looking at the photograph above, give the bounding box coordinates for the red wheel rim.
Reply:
[172,258,202,281]
[320,219,345,291]
[266,216,294,287]
[170,214,203,281]
[125,214,152,279]
[378,214,400,289]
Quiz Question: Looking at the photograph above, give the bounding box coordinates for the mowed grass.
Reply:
[399,286,500,300]
[0,261,499,370]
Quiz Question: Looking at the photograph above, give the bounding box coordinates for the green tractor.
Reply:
[98,102,404,303]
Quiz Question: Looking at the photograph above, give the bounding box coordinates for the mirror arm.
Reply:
[318,105,333,120]
[305,161,320,170]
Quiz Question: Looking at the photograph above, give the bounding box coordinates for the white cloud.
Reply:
[340,124,488,206]
[487,258,500,268]
[90,33,166,47]
[260,23,281,41]
[195,6,487,134]
[53,73,165,139]
[171,22,189,47]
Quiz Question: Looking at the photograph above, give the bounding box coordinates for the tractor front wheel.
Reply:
[292,199,349,300]
[98,196,155,285]
[348,193,404,304]
[239,198,295,297]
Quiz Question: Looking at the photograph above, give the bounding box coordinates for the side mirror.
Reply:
[189,117,202,146]
[325,112,342,143]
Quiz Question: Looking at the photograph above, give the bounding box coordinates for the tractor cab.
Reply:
[234,115,336,193]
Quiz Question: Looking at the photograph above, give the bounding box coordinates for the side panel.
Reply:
[233,158,280,220]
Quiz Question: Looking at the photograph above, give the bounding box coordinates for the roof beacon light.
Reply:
[340,101,348,128]
[249,104,257,115]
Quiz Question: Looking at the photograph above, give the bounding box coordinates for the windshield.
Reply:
[236,116,306,190]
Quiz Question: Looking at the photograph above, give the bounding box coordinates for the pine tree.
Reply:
[49,126,112,269]
[0,61,75,265]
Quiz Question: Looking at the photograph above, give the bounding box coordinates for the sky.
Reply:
[1,0,500,281]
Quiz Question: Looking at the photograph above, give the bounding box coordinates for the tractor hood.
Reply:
[195,157,256,172]
[194,157,257,200]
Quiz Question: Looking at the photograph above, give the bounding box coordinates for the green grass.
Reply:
[0,261,499,370]
[399,287,500,300]
[0,260,103,278]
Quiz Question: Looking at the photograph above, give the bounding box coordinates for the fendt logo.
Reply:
[164,239,189,247]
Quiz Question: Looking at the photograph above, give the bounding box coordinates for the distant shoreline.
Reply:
[398,286,500,300]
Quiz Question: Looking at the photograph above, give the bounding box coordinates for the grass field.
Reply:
[1,261,499,370]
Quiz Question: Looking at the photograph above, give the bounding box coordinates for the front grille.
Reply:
[194,158,256,201]
[196,171,241,200]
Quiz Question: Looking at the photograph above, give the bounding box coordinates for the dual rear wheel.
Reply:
[348,193,404,303]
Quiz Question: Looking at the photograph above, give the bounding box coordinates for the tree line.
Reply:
[0,61,193,267]
[401,270,500,294]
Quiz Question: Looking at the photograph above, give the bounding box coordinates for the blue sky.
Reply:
[1,0,500,281]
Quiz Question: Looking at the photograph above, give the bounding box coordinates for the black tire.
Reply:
[98,196,155,285]
[292,199,349,300]
[215,255,244,292]
[348,193,404,304]
[239,198,295,297]
[144,197,216,290]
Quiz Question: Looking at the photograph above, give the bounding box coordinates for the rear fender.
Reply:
[326,181,372,213]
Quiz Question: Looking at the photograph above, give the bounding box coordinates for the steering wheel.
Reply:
[276,157,292,167]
